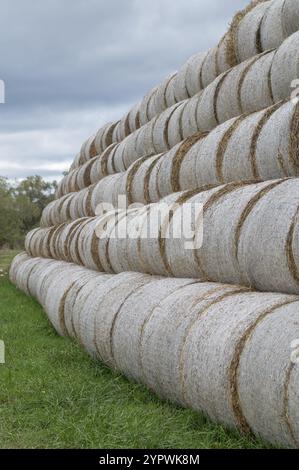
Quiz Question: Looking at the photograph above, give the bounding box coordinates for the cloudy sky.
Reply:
[0,0,248,182]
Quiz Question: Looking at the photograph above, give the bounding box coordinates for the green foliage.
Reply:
[0,176,57,249]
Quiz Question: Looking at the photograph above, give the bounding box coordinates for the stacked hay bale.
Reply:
[57,29,299,198]
[11,254,299,448]
[26,178,299,295]
[65,0,299,178]
[9,0,299,448]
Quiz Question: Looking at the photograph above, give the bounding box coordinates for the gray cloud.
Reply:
[0,0,248,181]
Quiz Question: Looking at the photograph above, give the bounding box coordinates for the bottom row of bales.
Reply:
[10,253,299,449]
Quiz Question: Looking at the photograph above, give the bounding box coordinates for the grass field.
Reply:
[0,250,269,449]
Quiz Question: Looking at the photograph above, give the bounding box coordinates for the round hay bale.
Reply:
[138,87,159,127]
[167,101,188,149]
[63,269,102,338]
[180,290,299,444]
[165,73,178,108]
[140,282,246,401]
[153,73,177,116]
[121,130,146,171]
[173,61,191,102]
[9,252,30,285]
[192,119,237,187]
[181,93,203,139]
[152,103,182,153]
[43,263,87,335]
[236,1,270,62]
[78,272,145,358]
[66,273,111,344]
[184,52,207,97]
[195,77,221,131]
[111,277,200,382]
[92,273,153,368]
[26,257,55,297]
[11,255,299,447]
[240,50,275,114]
[68,217,91,265]
[92,144,117,183]
[271,31,299,101]
[215,62,247,124]
[128,102,142,134]
[200,46,218,89]
[260,0,288,51]
[282,0,299,38]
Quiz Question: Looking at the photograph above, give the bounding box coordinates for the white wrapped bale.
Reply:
[184,53,207,98]
[60,219,86,262]
[235,1,270,62]
[271,31,299,101]
[239,50,275,114]
[27,258,58,300]
[67,217,90,266]
[200,46,219,89]
[65,0,299,176]
[116,112,131,142]
[42,263,86,335]
[10,255,299,448]
[9,252,31,286]
[44,99,299,220]
[128,102,141,133]
[124,154,160,205]
[260,0,299,52]
[190,120,238,189]
[236,300,299,446]
[180,291,299,444]
[83,272,153,364]
[139,283,251,403]
[70,272,122,348]
[173,61,191,102]
[57,31,299,199]
[93,123,113,154]
[282,0,299,37]
[63,270,102,338]
[151,103,182,154]
[28,179,299,295]
[167,101,188,149]
[79,135,96,166]
[138,87,159,127]
[152,73,177,116]
[13,255,43,295]
[111,277,199,382]
[164,73,178,109]
[88,144,116,186]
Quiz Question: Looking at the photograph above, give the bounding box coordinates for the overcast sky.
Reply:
[0,0,248,182]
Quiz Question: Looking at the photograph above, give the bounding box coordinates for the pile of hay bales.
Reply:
[10,0,299,448]
[26,178,299,295]
[10,254,299,448]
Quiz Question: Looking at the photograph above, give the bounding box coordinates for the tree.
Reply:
[0,175,57,249]
[13,176,57,233]
[0,177,22,248]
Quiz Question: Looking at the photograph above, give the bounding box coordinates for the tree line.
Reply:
[0,175,57,249]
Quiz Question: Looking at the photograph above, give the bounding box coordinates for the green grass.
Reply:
[0,249,20,273]
[0,250,269,449]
